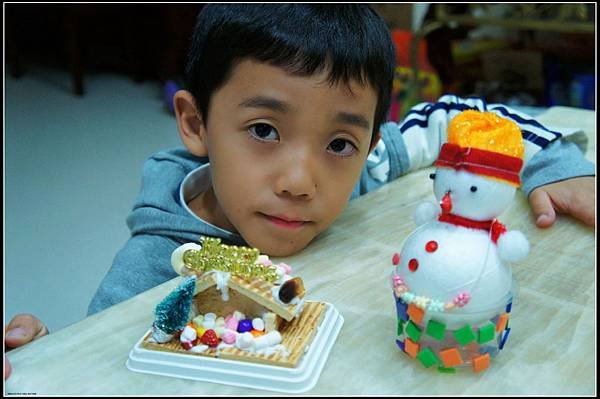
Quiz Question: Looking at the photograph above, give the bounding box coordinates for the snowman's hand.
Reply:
[497,230,530,263]
[412,202,440,226]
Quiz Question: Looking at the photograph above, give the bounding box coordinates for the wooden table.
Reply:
[5,107,595,395]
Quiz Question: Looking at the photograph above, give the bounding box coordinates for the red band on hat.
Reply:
[434,143,523,186]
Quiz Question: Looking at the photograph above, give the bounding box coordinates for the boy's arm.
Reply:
[87,234,180,316]
[355,95,595,226]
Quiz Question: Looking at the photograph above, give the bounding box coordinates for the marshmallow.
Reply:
[252,318,265,331]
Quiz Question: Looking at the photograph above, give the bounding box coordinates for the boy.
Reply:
[5,4,595,380]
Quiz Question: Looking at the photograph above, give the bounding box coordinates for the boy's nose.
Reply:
[274,152,317,200]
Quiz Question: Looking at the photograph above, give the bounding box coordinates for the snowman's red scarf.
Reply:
[435,143,523,186]
[438,213,507,244]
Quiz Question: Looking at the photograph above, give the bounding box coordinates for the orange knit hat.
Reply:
[435,110,525,186]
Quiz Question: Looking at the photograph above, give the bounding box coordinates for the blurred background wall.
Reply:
[4,3,596,333]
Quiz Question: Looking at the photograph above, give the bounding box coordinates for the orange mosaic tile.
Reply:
[496,313,509,332]
[406,303,425,324]
[472,353,490,373]
[439,347,463,368]
[404,337,420,359]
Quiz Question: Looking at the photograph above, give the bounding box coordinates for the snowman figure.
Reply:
[392,110,530,372]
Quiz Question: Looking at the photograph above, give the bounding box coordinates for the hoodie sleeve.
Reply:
[87,234,180,316]
[351,94,594,198]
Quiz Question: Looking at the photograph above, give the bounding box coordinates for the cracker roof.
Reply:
[193,272,303,321]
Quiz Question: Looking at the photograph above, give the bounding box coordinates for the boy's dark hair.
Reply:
[185,4,396,140]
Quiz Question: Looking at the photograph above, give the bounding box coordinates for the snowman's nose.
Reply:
[440,191,453,214]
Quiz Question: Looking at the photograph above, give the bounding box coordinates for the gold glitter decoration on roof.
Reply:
[448,110,524,159]
[182,236,279,283]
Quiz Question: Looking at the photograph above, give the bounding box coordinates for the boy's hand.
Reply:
[4,314,48,380]
[528,176,595,228]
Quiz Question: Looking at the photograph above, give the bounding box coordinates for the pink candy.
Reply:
[453,292,470,307]
[222,331,236,345]
[392,275,404,287]
[224,314,239,331]
[278,263,292,275]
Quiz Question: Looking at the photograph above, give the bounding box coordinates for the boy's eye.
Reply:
[327,138,357,156]
[248,123,279,142]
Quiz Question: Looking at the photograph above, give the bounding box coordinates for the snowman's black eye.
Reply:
[470,186,478,192]
[429,173,436,180]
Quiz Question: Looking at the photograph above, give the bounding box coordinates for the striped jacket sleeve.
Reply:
[352,94,594,199]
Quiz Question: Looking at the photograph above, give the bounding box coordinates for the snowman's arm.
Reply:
[412,201,440,226]
[496,229,530,263]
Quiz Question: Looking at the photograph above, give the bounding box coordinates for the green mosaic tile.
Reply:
[453,324,476,345]
[437,366,456,374]
[426,319,447,341]
[477,322,496,344]
[397,319,405,336]
[405,320,422,342]
[417,347,440,368]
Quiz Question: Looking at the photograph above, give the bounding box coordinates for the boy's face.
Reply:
[180,59,379,256]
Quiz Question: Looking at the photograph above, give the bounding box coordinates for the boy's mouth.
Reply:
[260,213,310,229]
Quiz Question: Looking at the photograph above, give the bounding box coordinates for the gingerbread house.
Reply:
[141,237,327,368]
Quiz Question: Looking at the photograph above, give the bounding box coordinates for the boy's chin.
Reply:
[245,235,313,258]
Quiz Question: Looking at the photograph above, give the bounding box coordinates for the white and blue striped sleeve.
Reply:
[352,94,594,199]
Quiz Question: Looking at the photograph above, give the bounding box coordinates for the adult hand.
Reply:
[4,314,48,380]
[528,176,595,228]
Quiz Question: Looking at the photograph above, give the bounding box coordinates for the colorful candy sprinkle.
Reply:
[392,253,400,265]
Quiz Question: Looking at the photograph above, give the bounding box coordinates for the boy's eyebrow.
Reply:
[238,96,289,113]
[238,95,371,132]
[335,112,371,132]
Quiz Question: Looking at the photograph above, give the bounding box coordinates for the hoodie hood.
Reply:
[126,148,246,246]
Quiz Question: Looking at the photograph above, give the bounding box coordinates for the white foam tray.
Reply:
[126,302,343,393]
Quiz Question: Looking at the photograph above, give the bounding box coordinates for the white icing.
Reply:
[150,327,173,343]
[291,297,306,317]
[255,344,289,358]
[271,286,282,302]
[190,344,209,353]
[214,271,231,301]
[252,331,282,350]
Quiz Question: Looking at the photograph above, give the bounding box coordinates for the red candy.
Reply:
[181,340,194,350]
[425,240,438,252]
[408,258,419,272]
[201,329,220,348]
[392,253,400,265]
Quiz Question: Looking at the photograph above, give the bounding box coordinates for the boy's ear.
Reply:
[173,90,208,157]
[368,131,382,153]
